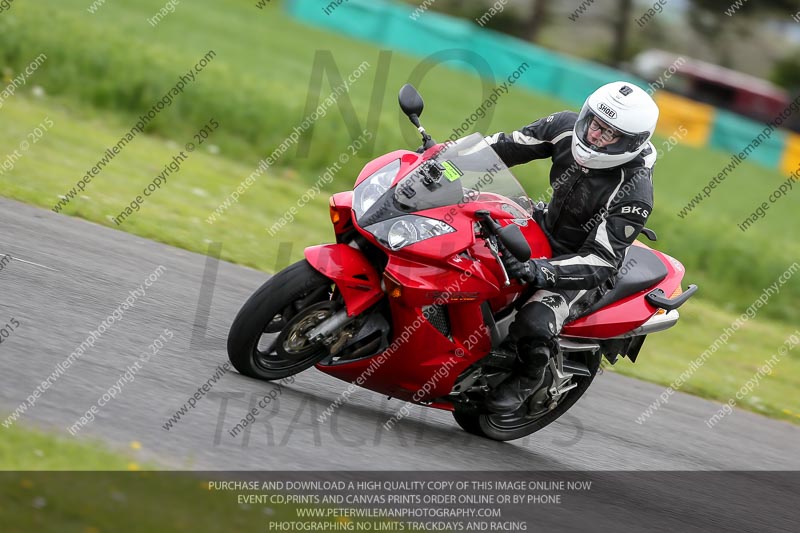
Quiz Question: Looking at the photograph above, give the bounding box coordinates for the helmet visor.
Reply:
[575,107,650,156]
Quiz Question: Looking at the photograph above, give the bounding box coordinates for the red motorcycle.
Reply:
[228,85,697,441]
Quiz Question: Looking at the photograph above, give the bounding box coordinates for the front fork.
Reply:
[303,244,384,346]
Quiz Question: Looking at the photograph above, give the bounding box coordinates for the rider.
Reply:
[482,81,660,414]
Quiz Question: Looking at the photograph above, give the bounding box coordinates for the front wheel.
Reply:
[452,351,600,441]
[227,260,334,380]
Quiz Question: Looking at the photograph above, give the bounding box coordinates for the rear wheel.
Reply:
[227,260,334,380]
[452,351,600,441]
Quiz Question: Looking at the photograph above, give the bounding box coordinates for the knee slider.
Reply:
[509,301,559,341]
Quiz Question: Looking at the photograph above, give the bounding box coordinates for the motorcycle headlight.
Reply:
[366,215,455,251]
[353,159,401,219]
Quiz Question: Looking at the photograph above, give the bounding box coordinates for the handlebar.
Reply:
[475,210,501,235]
[475,210,511,286]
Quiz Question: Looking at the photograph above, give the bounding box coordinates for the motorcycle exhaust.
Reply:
[616,309,680,338]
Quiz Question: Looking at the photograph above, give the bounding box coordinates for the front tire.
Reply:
[227,260,332,380]
[452,351,600,441]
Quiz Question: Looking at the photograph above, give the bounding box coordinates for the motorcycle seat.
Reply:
[583,246,668,315]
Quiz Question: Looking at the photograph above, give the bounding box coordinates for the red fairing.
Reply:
[354,150,420,188]
[316,188,560,404]
[384,255,498,308]
[315,251,501,404]
[352,193,550,277]
[331,191,352,209]
[317,301,475,404]
[304,244,383,317]
[329,192,353,235]
[562,244,685,338]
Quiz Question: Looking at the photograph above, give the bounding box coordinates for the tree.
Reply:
[686,0,800,66]
[688,0,799,16]
[521,0,551,43]
[772,52,800,91]
[610,0,633,67]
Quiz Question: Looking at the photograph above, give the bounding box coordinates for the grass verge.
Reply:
[0,422,146,471]
[0,426,395,532]
[613,298,800,425]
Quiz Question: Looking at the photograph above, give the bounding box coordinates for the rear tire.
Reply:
[227,260,332,380]
[452,351,600,441]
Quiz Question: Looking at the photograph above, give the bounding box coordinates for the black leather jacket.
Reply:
[486,111,656,290]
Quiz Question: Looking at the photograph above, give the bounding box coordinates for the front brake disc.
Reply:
[274,301,337,362]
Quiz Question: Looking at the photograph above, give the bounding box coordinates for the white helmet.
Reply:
[571,81,659,169]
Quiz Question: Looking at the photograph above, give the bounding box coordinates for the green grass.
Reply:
[0,422,148,470]
[1,471,274,533]
[0,424,394,532]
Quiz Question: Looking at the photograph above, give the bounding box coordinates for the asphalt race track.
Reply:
[1,197,798,529]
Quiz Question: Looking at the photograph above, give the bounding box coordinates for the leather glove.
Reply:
[502,253,558,288]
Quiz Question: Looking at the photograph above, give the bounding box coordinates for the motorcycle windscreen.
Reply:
[393,133,531,214]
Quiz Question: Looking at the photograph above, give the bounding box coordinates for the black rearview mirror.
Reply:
[498,224,532,262]
[399,84,424,120]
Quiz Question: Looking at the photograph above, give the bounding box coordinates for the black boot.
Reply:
[484,342,551,414]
